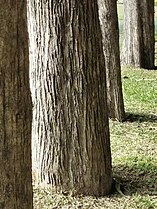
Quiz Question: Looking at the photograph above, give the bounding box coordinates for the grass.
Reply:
[110,67,157,208]
[117,3,124,20]
[34,67,157,208]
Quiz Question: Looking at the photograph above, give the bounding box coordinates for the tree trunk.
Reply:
[0,1,33,209]
[98,0,125,121]
[122,0,154,69]
[28,0,112,196]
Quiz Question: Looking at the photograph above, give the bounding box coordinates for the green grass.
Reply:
[122,67,157,113]
[117,3,124,20]
[110,67,157,208]
[34,67,157,208]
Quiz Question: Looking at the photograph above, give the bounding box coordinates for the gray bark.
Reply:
[122,0,154,69]
[28,0,112,196]
[98,0,125,121]
[0,1,33,209]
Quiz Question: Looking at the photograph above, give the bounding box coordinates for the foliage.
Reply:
[34,67,157,208]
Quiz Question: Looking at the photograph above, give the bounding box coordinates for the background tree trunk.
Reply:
[98,0,125,121]
[122,0,154,69]
[28,0,112,196]
[0,1,33,208]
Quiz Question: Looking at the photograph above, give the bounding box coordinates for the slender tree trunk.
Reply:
[28,0,112,196]
[122,0,154,69]
[0,1,33,209]
[98,0,125,121]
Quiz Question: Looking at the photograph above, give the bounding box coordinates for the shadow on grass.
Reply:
[113,163,157,196]
[125,112,157,123]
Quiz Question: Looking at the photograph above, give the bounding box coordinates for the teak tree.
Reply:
[122,0,154,69]
[98,0,125,121]
[28,0,112,196]
[0,1,33,209]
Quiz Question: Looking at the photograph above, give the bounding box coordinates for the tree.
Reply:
[0,1,33,208]
[122,0,154,69]
[28,0,112,196]
[98,0,125,121]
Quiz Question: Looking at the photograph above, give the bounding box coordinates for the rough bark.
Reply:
[0,1,33,209]
[122,0,154,69]
[98,0,125,121]
[28,0,112,196]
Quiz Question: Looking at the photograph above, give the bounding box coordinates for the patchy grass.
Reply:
[117,3,124,20]
[34,67,157,208]
[122,67,157,113]
[110,67,157,208]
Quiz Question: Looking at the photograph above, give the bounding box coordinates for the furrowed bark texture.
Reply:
[28,0,112,196]
[98,0,125,121]
[0,1,33,209]
[122,0,154,69]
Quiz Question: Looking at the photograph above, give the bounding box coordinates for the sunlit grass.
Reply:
[122,67,157,113]
[110,66,157,208]
[117,3,124,20]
